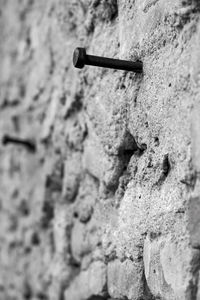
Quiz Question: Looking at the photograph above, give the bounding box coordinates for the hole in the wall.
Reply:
[163,39,166,46]
[154,137,159,147]
[73,211,78,218]
[120,83,126,89]
[123,164,128,172]
[119,131,139,155]
[162,154,170,176]
[149,231,161,240]
[31,232,40,246]
[97,241,102,247]
[147,156,153,168]
[113,134,147,199]
[101,139,134,194]
[138,143,147,153]
[175,207,185,214]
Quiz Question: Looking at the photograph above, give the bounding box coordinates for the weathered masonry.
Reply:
[1,1,200,300]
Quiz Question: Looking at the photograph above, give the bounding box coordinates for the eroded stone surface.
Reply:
[1,0,200,299]
[143,234,197,300]
[64,261,107,300]
[107,259,143,300]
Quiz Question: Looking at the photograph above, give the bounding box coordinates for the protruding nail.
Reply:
[2,134,36,152]
[73,47,143,73]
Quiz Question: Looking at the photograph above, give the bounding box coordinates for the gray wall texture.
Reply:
[1,0,200,299]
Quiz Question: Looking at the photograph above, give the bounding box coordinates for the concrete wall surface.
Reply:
[1,0,200,299]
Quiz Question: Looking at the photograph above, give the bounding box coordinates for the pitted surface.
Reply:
[0,0,200,299]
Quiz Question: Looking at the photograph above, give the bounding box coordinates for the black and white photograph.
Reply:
[0,1,200,299]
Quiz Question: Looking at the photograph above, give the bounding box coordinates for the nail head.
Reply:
[73,47,86,69]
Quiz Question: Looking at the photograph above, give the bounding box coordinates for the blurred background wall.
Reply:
[1,0,200,299]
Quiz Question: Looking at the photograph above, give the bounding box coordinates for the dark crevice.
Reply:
[180,170,197,190]
[103,132,146,199]
[64,92,83,119]
[87,296,108,300]
[23,281,32,300]
[33,87,44,102]
[31,232,40,246]
[86,0,118,34]
[162,154,170,176]
[186,251,200,299]
[41,200,54,229]
[142,271,157,300]
[154,154,171,187]
[45,174,63,192]
[66,223,81,272]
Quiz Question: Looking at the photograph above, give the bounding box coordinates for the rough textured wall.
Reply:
[1,0,200,299]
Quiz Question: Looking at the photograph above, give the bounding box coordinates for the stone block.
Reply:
[71,219,100,264]
[144,234,195,300]
[107,259,143,300]
[64,261,107,300]
[70,221,88,263]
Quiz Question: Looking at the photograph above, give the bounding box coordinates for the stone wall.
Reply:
[1,0,200,299]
